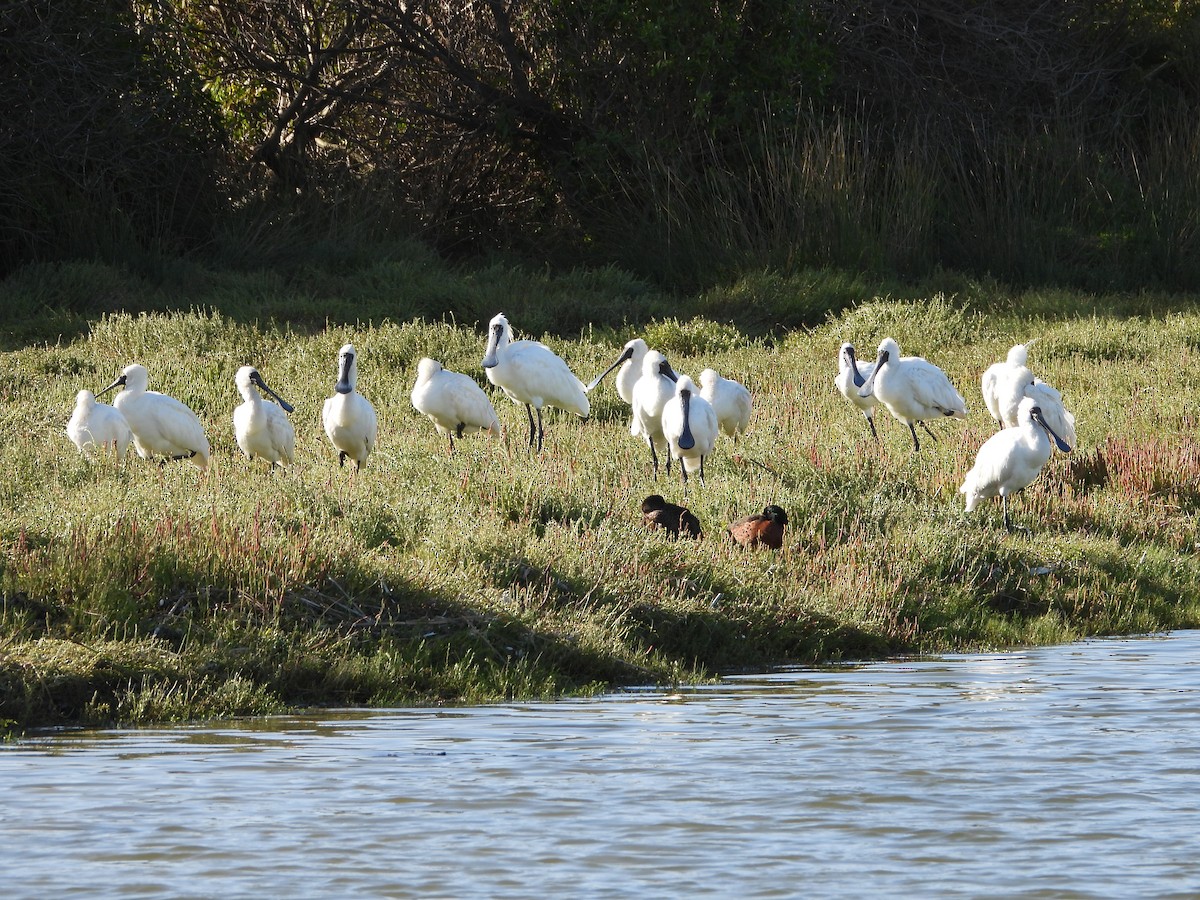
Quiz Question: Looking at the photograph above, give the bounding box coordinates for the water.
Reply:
[4,632,1200,899]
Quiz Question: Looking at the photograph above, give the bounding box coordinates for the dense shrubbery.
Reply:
[2,1,1199,290]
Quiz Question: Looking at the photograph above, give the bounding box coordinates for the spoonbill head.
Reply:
[67,389,132,460]
[859,337,967,451]
[411,357,500,451]
[661,374,718,487]
[835,342,879,440]
[234,366,296,468]
[481,312,589,452]
[97,363,210,469]
[1025,378,1077,449]
[641,494,703,539]
[727,505,789,549]
[699,368,751,440]
[322,344,378,470]
[960,397,1072,532]
[586,338,649,404]
[631,350,680,477]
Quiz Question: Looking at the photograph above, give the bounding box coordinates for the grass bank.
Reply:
[2,253,1199,733]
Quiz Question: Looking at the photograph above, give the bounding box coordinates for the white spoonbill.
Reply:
[859,338,968,451]
[96,364,210,469]
[481,312,589,452]
[699,368,751,440]
[661,374,718,488]
[1025,378,1077,449]
[66,389,132,460]
[631,350,679,477]
[960,396,1073,532]
[322,343,378,470]
[233,366,295,469]
[586,337,649,405]
[835,342,886,440]
[411,357,500,451]
[981,341,1034,430]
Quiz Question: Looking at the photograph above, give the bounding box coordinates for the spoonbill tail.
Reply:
[481,313,589,452]
[97,364,209,469]
[234,366,295,468]
[411,357,500,452]
[322,344,378,470]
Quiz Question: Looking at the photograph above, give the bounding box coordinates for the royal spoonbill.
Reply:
[66,389,132,460]
[661,374,718,487]
[981,341,1034,429]
[481,313,589,452]
[859,338,967,451]
[586,337,649,404]
[960,397,1073,532]
[97,364,210,469]
[233,366,295,469]
[631,350,680,477]
[727,505,789,549]
[411,357,500,451]
[1025,378,1077,449]
[835,342,880,440]
[641,495,703,539]
[322,343,378,470]
[699,368,751,440]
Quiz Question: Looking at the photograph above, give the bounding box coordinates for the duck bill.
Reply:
[677,390,695,450]
[335,353,354,394]
[481,324,502,369]
[95,374,126,398]
[585,346,633,392]
[1032,408,1072,453]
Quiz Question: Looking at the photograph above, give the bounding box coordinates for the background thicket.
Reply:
[2,0,1199,292]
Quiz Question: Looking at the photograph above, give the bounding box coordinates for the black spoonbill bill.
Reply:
[859,338,967,451]
[586,337,649,404]
[641,494,703,539]
[631,350,679,477]
[411,357,500,452]
[960,396,1072,532]
[234,365,295,469]
[481,313,589,452]
[661,374,718,488]
[97,364,210,469]
[699,368,751,441]
[727,506,789,549]
[66,389,132,460]
[322,343,378,470]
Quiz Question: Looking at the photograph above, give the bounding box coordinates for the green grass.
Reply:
[2,255,1200,733]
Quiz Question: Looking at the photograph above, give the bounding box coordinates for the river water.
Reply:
[4,631,1199,899]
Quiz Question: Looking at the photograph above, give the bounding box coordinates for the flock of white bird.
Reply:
[64,312,1074,532]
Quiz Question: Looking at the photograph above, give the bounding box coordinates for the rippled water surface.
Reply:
[5,631,1200,898]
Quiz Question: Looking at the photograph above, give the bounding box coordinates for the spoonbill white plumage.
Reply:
[96,364,210,469]
[835,342,880,439]
[981,342,1034,430]
[586,337,649,405]
[660,374,718,487]
[234,366,295,468]
[859,337,968,451]
[1025,378,1077,449]
[322,344,378,470]
[66,389,132,460]
[481,312,589,452]
[727,505,789,549]
[960,396,1073,532]
[699,368,751,440]
[630,350,679,477]
[411,357,500,451]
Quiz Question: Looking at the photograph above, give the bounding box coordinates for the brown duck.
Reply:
[727,505,789,549]
[641,494,703,539]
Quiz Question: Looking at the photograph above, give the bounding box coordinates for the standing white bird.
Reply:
[699,368,751,440]
[835,342,880,440]
[66,389,132,460]
[1025,378,1077,450]
[630,350,680,477]
[96,364,210,469]
[859,338,968,451]
[960,396,1073,531]
[586,337,649,406]
[981,342,1035,430]
[233,365,295,469]
[322,343,378,471]
[661,374,718,488]
[481,312,589,452]
[411,357,500,452]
